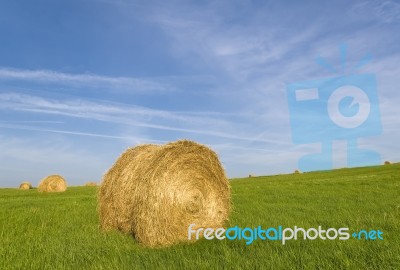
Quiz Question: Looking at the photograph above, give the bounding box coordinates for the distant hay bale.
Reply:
[19,182,32,190]
[294,170,301,174]
[98,140,231,248]
[384,161,392,165]
[85,182,97,187]
[249,174,253,178]
[38,175,67,192]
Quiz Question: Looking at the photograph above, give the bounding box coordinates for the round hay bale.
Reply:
[294,169,301,174]
[85,182,97,187]
[19,182,32,190]
[384,160,391,165]
[38,175,67,192]
[98,140,231,248]
[249,174,253,178]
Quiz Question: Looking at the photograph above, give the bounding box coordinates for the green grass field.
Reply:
[1,164,399,269]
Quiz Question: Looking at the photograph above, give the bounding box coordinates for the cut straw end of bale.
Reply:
[19,182,32,190]
[98,140,231,248]
[38,175,67,192]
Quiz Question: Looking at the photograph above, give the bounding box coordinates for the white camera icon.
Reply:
[327,85,370,129]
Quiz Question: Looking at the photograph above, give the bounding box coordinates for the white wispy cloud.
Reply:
[147,2,321,82]
[0,92,287,144]
[0,67,173,94]
[0,123,164,142]
[351,0,400,24]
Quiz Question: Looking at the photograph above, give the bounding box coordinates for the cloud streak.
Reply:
[0,123,164,142]
[0,67,174,94]
[0,92,287,145]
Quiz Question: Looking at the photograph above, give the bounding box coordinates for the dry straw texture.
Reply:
[85,182,97,186]
[98,140,231,248]
[38,175,67,192]
[19,182,32,190]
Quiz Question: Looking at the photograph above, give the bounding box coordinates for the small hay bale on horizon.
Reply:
[19,182,32,190]
[38,175,67,192]
[98,139,231,248]
[384,161,392,165]
[294,169,301,174]
[85,182,97,186]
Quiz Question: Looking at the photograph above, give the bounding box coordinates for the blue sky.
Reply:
[0,0,399,187]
